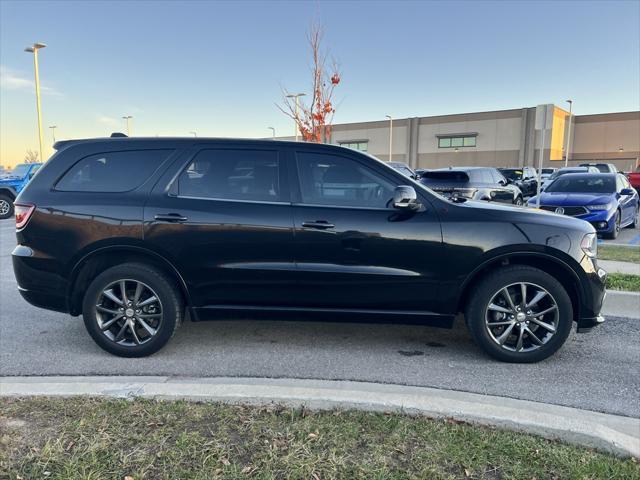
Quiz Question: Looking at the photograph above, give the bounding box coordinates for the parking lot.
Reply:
[1,217,638,418]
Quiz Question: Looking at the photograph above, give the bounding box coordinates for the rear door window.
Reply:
[176,149,281,202]
[56,150,173,192]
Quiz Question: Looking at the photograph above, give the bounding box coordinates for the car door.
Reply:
[287,148,444,312]
[617,174,637,224]
[143,144,296,309]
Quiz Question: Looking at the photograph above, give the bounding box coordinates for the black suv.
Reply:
[13,137,606,362]
[498,167,538,198]
[420,167,525,205]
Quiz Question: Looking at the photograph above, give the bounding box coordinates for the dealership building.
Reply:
[282,106,639,172]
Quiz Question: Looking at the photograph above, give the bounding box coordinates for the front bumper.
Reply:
[573,209,616,234]
[576,261,607,332]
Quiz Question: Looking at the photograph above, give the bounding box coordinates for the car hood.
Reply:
[0,177,21,184]
[536,192,614,206]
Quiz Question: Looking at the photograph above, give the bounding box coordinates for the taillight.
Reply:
[15,203,35,230]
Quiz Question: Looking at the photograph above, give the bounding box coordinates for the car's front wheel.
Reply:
[82,263,183,357]
[0,194,14,219]
[465,265,573,363]
[514,195,524,206]
[604,210,621,239]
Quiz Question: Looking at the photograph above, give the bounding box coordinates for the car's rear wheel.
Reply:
[82,263,183,357]
[604,210,621,239]
[0,194,14,219]
[465,265,573,363]
[514,195,524,206]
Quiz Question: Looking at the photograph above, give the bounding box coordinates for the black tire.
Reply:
[604,210,621,239]
[465,265,573,363]
[514,195,524,206]
[82,263,183,357]
[0,193,14,220]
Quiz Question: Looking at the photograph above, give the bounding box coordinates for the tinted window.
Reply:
[297,152,395,208]
[56,150,172,192]
[500,169,523,180]
[177,149,280,202]
[545,176,615,193]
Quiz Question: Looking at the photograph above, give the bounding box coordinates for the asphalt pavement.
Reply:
[1,219,639,418]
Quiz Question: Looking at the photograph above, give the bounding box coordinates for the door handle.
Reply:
[302,220,335,230]
[154,213,188,223]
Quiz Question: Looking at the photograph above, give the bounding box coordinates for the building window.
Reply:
[339,141,368,152]
[437,135,477,148]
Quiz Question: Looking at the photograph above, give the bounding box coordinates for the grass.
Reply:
[1,398,638,479]
[606,273,640,292]
[599,245,640,264]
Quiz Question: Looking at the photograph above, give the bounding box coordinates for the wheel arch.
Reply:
[0,187,16,200]
[457,251,584,323]
[67,245,192,316]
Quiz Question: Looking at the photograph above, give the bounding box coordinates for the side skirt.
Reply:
[191,305,455,329]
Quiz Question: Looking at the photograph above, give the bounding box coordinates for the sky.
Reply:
[1,0,639,167]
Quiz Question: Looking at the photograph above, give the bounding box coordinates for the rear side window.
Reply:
[56,150,172,192]
[176,149,281,202]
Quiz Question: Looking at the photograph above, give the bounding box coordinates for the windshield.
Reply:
[5,164,30,177]
[545,176,615,193]
[549,169,584,180]
[421,171,470,183]
[541,168,555,174]
[499,169,523,180]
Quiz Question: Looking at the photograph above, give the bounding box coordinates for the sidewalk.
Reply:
[599,259,640,275]
[1,376,639,458]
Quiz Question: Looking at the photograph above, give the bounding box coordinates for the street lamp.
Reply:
[49,125,57,144]
[286,93,306,141]
[24,42,47,163]
[268,127,275,139]
[122,115,133,136]
[189,131,197,137]
[385,115,393,161]
[564,100,573,167]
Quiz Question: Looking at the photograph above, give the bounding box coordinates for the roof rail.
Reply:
[110,132,128,138]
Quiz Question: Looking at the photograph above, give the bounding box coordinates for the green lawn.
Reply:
[606,273,640,292]
[599,245,640,264]
[1,398,638,479]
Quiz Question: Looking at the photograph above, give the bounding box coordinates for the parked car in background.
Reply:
[388,161,418,180]
[540,168,557,183]
[543,166,599,187]
[13,136,606,362]
[579,163,618,173]
[528,173,638,239]
[0,163,43,219]
[498,167,538,198]
[627,166,640,193]
[421,167,524,205]
[415,168,428,178]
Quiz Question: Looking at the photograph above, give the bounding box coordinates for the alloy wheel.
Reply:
[615,212,621,235]
[0,200,10,216]
[485,282,559,353]
[95,279,163,346]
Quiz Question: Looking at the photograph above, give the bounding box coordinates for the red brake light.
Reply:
[15,203,35,230]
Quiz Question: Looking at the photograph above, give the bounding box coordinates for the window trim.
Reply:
[436,133,478,149]
[338,140,369,152]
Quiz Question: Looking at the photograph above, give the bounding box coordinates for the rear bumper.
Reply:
[12,245,70,314]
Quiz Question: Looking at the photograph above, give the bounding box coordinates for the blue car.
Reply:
[528,173,639,239]
[0,163,43,219]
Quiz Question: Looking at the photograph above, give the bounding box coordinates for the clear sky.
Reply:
[1,0,638,167]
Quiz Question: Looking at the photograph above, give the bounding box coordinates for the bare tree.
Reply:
[279,24,341,143]
[24,149,39,163]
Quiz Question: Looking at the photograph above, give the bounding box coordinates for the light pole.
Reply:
[286,93,306,141]
[122,115,133,136]
[49,125,57,144]
[385,115,393,161]
[564,100,573,167]
[24,42,47,163]
[189,131,197,137]
[268,127,275,139]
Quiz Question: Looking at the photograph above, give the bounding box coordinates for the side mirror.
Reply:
[620,188,634,196]
[393,185,421,211]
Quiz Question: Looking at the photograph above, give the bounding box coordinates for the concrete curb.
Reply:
[603,289,640,319]
[1,376,638,458]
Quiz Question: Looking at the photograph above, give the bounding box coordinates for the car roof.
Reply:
[433,166,489,171]
[556,172,616,179]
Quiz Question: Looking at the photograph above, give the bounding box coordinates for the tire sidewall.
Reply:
[466,267,573,363]
[82,264,181,357]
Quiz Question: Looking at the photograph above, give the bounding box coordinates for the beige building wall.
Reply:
[331,119,408,161]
